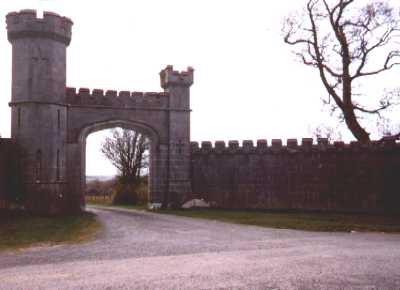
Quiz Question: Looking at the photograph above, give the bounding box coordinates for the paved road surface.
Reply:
[0,206,399,290]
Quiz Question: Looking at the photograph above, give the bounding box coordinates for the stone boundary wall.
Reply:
[66,87,169,108]
[190,138,400,213]
[0,138,18,208]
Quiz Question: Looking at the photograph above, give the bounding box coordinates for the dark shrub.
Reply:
[112,183,138,205]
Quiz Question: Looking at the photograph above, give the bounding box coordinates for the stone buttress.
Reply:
[160,66,194,206]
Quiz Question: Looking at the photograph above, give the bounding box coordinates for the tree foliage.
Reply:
[101,128,149,184]
[284,0,400,142]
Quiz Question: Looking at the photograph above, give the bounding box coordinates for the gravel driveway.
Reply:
[0,206,399,290]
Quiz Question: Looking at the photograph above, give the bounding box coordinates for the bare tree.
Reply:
[308,123,343,142]
[101,128,149,184]
[377,116,400,140]
[284,0,400,142]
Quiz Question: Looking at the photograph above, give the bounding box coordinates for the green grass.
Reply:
[157,208,400,233]
[87,201,400,233]
[86,199,148,210]
[0,210,102,252]
[112,204,148,210]
[85,198,113,206]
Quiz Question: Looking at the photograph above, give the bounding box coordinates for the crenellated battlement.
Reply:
[6,9,73,45]
[66,87,169,108]
[190,138,400,154]
[191,137,400,212]
[160,65,194,89]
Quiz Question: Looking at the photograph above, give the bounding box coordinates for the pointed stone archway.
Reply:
[72,119,161,211]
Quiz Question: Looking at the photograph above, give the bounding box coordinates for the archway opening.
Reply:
[84,126,151,207]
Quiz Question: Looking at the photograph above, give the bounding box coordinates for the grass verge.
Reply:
[157,208,400,233]
[86,200,148,210]
[0,210,102,252]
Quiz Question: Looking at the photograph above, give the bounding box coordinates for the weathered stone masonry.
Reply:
[4,10,193,214]
[0,139,19,208]
[191,139,400,213]
[1,9,399,214]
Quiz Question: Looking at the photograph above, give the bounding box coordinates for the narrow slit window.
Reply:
[57,109,61,130]
[56,149,60,180]
[17,108,21,129]
[35,149,42,182]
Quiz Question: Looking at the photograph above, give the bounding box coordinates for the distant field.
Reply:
[86,175,115,182]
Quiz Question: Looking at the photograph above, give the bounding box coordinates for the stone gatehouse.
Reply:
[0,9,399,215]
[4,10,192,214]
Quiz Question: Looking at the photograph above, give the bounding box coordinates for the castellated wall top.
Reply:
[6,9,73,45]
[66,87,170,109]
[191,138,400,154]
[67,65,195,109]
[160,65,194,89]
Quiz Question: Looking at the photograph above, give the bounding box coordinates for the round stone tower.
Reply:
[6,10,73,214]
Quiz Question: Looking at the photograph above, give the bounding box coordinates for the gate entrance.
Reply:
[7,10,193,214]
[80,121,156,207]
[85,127,150,204]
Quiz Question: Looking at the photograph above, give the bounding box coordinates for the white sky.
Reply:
[0,0,399,176]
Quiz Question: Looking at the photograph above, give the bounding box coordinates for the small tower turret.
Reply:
[6,10,72,104]
[6,10,73,214]
[160,65,193,110]
[159,65,194,205]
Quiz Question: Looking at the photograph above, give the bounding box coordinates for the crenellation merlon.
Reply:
[257,139,268,148]
[242,140,254,152]
[160,65,194,89]
[132,92,144,97]
[301,138,313,149]
[105,90,117,97]
[118,91,130,98]
[334,141,345,149]
[271,139,283,151]
[92,89,104,97]
[6,9,73,45]
[228,140,239,149]
[201,141,212,152]
[215,141,226,151]
[317,138,329,146]
[66,87,76,97]
[145,92,165,97]
[78,88,90,96]
[287,139,298,148]
[65,87,169,108]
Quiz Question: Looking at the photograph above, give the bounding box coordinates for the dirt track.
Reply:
[0,206,399,290]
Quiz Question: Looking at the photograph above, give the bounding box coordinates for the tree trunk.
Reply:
[343,108,370,142]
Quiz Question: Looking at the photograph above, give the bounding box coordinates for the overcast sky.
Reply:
[0,0,399,175]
